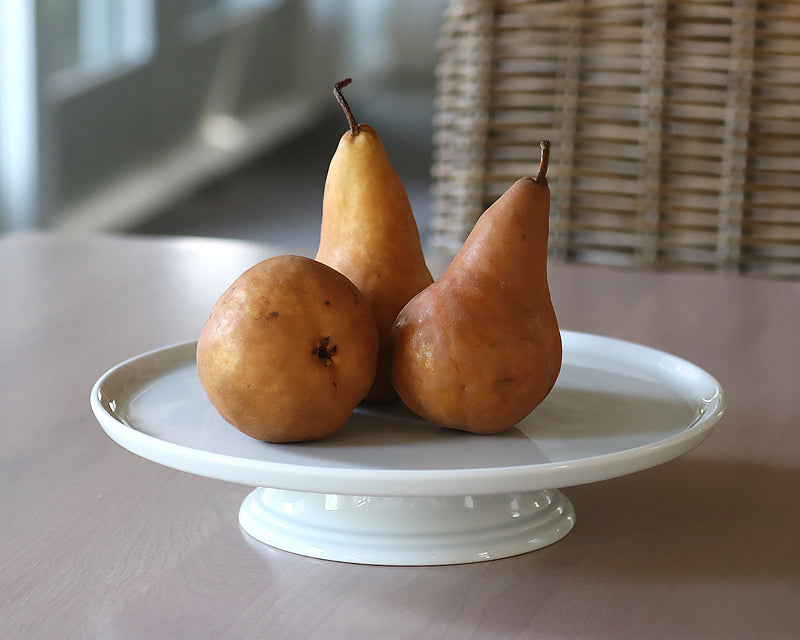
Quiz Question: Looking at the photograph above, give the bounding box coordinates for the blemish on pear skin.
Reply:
[325,300,331,307]
[312,337,337,367]
[255,310,280,321]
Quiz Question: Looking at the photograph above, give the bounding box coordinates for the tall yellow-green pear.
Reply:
[316,78,433,403]
[389,141,562,433]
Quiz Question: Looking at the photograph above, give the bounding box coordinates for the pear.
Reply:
[315,78,433,403]
[196,255,379,443]
[389,141,561,434]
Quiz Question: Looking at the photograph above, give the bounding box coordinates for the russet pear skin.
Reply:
[316,80,433,403]
[197,255,379,443]
[389,168,561,434]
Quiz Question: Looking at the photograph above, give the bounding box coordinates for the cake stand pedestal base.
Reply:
[239,487,575,566]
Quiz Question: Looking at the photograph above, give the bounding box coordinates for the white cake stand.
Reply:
[90,331,725,566]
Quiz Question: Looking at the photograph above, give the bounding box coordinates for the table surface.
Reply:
[2,231,798,639]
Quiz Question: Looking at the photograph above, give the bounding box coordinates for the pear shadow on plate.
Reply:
[285,368,703,472]
[286,402,551,471]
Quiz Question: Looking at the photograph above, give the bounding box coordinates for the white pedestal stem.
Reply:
[239,487,575,566]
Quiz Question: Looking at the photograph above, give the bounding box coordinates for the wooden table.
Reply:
[2,231,798,639]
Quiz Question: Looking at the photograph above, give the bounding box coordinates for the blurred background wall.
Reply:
[0,0,447,235]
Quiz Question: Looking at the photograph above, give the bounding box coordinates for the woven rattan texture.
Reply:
[431,0,800,277]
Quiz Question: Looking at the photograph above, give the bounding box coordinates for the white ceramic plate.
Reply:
[90,331,725,565]
[91,331,725,496]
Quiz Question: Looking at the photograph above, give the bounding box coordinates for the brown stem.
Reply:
[535,140,551,186]
[334,78,359,137]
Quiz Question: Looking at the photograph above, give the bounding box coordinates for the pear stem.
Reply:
[334,78,359,137]
[535,140,551,186]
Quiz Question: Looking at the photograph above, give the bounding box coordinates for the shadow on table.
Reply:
[226,456,796,638]
[556,455,799,580]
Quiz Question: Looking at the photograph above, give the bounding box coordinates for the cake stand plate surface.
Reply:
[90,331,725,565]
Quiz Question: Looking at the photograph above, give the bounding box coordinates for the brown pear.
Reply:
[196,255,379,443]
[389,141,561,434]
[315,78,433,403]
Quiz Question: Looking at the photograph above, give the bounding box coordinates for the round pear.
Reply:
[197,255,379,442]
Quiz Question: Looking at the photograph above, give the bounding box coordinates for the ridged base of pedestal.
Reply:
[239,487,575,566]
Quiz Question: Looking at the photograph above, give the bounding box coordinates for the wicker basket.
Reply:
[430,0,800,278]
